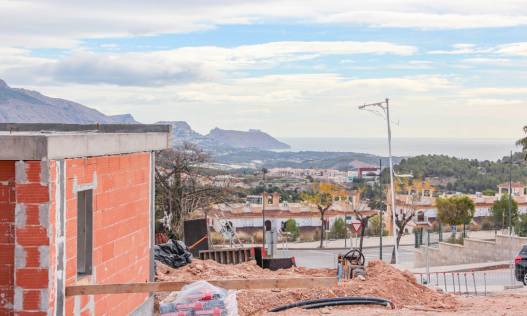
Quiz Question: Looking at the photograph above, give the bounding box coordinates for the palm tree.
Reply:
[516,125,527,159]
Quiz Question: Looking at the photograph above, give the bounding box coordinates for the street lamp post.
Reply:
[359,98,399,264]
[379,158,383,261]
[508,150,513,236]
[261,168,268,251]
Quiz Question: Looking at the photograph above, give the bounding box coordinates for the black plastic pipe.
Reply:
[303,299,392,310]
[269,296,394,312]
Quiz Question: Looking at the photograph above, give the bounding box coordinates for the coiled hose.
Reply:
[269,296,395,312]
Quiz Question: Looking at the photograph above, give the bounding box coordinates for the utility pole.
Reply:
[508,150,513,236]
[508,150,513,287]
[379,158,383,260]
[261,169,267,250]
[359,98,398,264]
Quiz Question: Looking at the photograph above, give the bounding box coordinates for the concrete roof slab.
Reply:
[0,124,172,160]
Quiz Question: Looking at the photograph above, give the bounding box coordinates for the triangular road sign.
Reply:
[351,221,362,234]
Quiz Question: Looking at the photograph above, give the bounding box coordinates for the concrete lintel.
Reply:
[0,132,170,160]
[73,173,97,193]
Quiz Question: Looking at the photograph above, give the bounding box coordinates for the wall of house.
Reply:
[11,160,51,316]
[228,214,348,230]
[0,161,16,315]
[63,152,152,316]
[415,234,527,267]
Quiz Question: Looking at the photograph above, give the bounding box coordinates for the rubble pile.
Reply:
[156,259,458,316]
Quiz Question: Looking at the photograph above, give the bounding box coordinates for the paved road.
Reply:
[275,245,416,269]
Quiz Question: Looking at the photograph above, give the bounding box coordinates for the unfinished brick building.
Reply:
[0,124,171,316]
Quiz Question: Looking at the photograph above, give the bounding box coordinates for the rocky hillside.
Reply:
[207,128,290,150]
[0,79,137,124]
[0,79,289,151]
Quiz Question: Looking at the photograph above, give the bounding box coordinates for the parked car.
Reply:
[514,244,527,285]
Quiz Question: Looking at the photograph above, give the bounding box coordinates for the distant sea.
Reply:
[278,137,519,162]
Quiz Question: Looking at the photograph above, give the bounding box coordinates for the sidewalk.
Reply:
[410,261,511,274]
[279,230,497,250]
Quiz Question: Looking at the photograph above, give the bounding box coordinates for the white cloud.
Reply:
[461,58,513,65]
[429,42,527,58]
[17,72,527,139]
[496,42,527,56]
[463,87,527,96]
[0,41,416,86]
[318,11,527,30]
[1,1,527,48]
[429,43,491,55]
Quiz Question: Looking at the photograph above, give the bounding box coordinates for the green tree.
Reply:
[515,214,527,237]
[330,217,347,239]
[482,189,496,196]
[516,125,527,159]
[436,195,475,237]
[394,154,527,194]
[367,215,388,236]
[283,218,299,241]
[491,194,519,230]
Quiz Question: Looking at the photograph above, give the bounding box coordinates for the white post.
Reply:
[386,99,399,264]
[358,98,398,264]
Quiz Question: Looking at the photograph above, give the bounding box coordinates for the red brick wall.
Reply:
[0,161,15,316]
[64,153,151,316]
[13,161,50,316]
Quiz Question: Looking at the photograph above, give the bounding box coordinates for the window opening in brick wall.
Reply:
[77,189,93,276]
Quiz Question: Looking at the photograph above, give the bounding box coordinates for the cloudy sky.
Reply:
[1,0,527,139]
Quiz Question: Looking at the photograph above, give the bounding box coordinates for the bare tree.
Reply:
[390,193,419,263]
[352,189,377,252]
[301,183,347,248]
[155,143,231,239]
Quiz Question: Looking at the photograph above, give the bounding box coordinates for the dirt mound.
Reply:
[156,259,334,281]
[156,259,458,315]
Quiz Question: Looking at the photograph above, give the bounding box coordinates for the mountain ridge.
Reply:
[206,127,290,150]
[0,79,290,150]
[0,79,136,124]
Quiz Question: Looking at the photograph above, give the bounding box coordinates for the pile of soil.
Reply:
[156,259,458,316]
[156,259,334,281]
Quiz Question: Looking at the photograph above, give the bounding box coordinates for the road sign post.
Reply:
[351,220,362,248]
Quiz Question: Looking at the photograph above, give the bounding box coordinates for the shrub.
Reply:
[480,217,495,231]
[491,194,519,230]
[515,214,527,237]
[283,219,300,241]
[482,189,496,196]
[329,218,347,239]
[446,235,464,245]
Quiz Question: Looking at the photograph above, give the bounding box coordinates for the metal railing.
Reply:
[415,268,525,295]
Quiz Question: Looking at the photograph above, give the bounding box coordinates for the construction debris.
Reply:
[160,280,238,316]
[156,259,459,315]
[154,240,193,269]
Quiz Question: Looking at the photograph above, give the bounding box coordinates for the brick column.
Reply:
[14,161,50,316]
[0,161,16,315]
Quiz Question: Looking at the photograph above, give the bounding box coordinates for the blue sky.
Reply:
[1,1,527,139]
